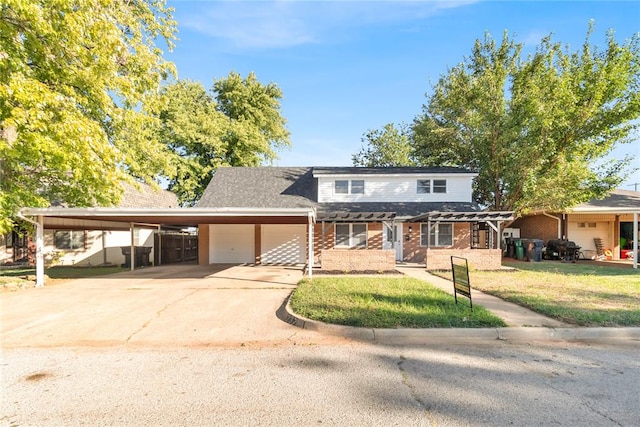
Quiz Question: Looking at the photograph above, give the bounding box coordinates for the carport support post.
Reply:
[157,225,162,266]
[35,215,44,287]
[130,223,135,272]
[634,212,638,270]
[308,213,314,279]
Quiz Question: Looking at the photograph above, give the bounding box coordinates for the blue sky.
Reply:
[166,0,640,190]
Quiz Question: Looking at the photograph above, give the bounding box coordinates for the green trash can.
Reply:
[513,239,524,260]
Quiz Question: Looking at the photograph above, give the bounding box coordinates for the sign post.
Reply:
[451,256,472,310]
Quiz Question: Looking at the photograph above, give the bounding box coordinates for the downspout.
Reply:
[17,211,44,287]
[542,212,562,239]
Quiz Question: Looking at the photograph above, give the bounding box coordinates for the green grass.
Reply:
[447,260,640,327]
[290,276,506,328]
[0,265,126,285]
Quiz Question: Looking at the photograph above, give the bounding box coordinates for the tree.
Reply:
[151,72,291,206]
[413,25,640,214]
[0,0,177,233]
[352,123,416,167]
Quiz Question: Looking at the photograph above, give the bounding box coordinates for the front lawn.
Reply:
[290,276,506,328]
[467,260,640,326]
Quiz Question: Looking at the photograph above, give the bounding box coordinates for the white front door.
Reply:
[383,224,403,261]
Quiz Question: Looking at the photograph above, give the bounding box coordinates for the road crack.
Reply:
[398,355,434,425]
[125,289,201,342]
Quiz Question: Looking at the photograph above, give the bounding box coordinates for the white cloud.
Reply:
[173,0,481,49]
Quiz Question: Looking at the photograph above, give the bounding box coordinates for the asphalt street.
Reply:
[2,340,639,426]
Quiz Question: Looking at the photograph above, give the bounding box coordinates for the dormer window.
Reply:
[351,180,365,194]
[417,179,447,194]
[417,180,430,193]
[433,179,447,193]
[335,180,365,195]
[335,180,349,194]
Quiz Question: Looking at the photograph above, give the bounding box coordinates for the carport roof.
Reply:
[19,207,315,230]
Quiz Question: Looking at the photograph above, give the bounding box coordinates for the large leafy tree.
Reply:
[151,72,291,206]
[413,25,640,214]
[352,123,415,167]
[0,0,177,232]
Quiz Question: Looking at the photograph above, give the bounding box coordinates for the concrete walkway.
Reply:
[395,265,566,327]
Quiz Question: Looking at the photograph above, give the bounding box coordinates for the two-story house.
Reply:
[20,166,514,285]
[196,166,511,271]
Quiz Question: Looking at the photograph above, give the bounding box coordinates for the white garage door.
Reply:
[209,224,255,263]
[261,225,306,264]
[567,221,609,251]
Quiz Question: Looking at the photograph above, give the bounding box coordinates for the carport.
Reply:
[18,207,317,286]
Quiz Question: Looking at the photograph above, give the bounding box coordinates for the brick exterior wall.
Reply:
[314,222,384,265]
[510,214,561,244]
[403,222,473,263]
[321,249,396,271]
[425,248,503,271]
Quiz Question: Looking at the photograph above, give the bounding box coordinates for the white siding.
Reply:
[316,174,474,203]
[42,229,154,266]
[209,224,254,263]
[261,225,306,264]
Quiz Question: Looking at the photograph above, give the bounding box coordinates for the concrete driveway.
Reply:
[0,264,316,348]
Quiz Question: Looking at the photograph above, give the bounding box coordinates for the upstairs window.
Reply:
[335,224,367,248]
[334,180,365,195]
[54,230,86,250]
[417,180,430,194]
[335,180,349,194]
[351,180,365,194]
[433,179,447,193]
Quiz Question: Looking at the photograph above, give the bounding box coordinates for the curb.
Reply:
[281,298,640,345]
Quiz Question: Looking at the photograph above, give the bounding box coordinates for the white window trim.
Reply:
[335,223,368,248]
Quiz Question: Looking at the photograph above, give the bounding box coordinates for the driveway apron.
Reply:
[0,265,306,347]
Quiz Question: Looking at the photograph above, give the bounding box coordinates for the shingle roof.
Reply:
[574,189,640,210]
[197,167,317,209]
[117,182,178,208]
[318,202,479,218]
[197,166,479,217]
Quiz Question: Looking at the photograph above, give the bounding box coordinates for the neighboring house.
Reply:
[1,182,181,267]
[509,189,640,261]
[197,167,512,270]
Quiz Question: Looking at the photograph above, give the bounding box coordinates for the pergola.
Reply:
[409,211,515,250]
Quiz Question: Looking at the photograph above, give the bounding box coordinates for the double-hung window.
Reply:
[335,180,365,195]
[433,179,447,193]
[417,180,430,194]
[417,179,447,194]
[335,224,367,248]
[420,223,453,247]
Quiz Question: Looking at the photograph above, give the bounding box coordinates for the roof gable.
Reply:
[198,167,316,209]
